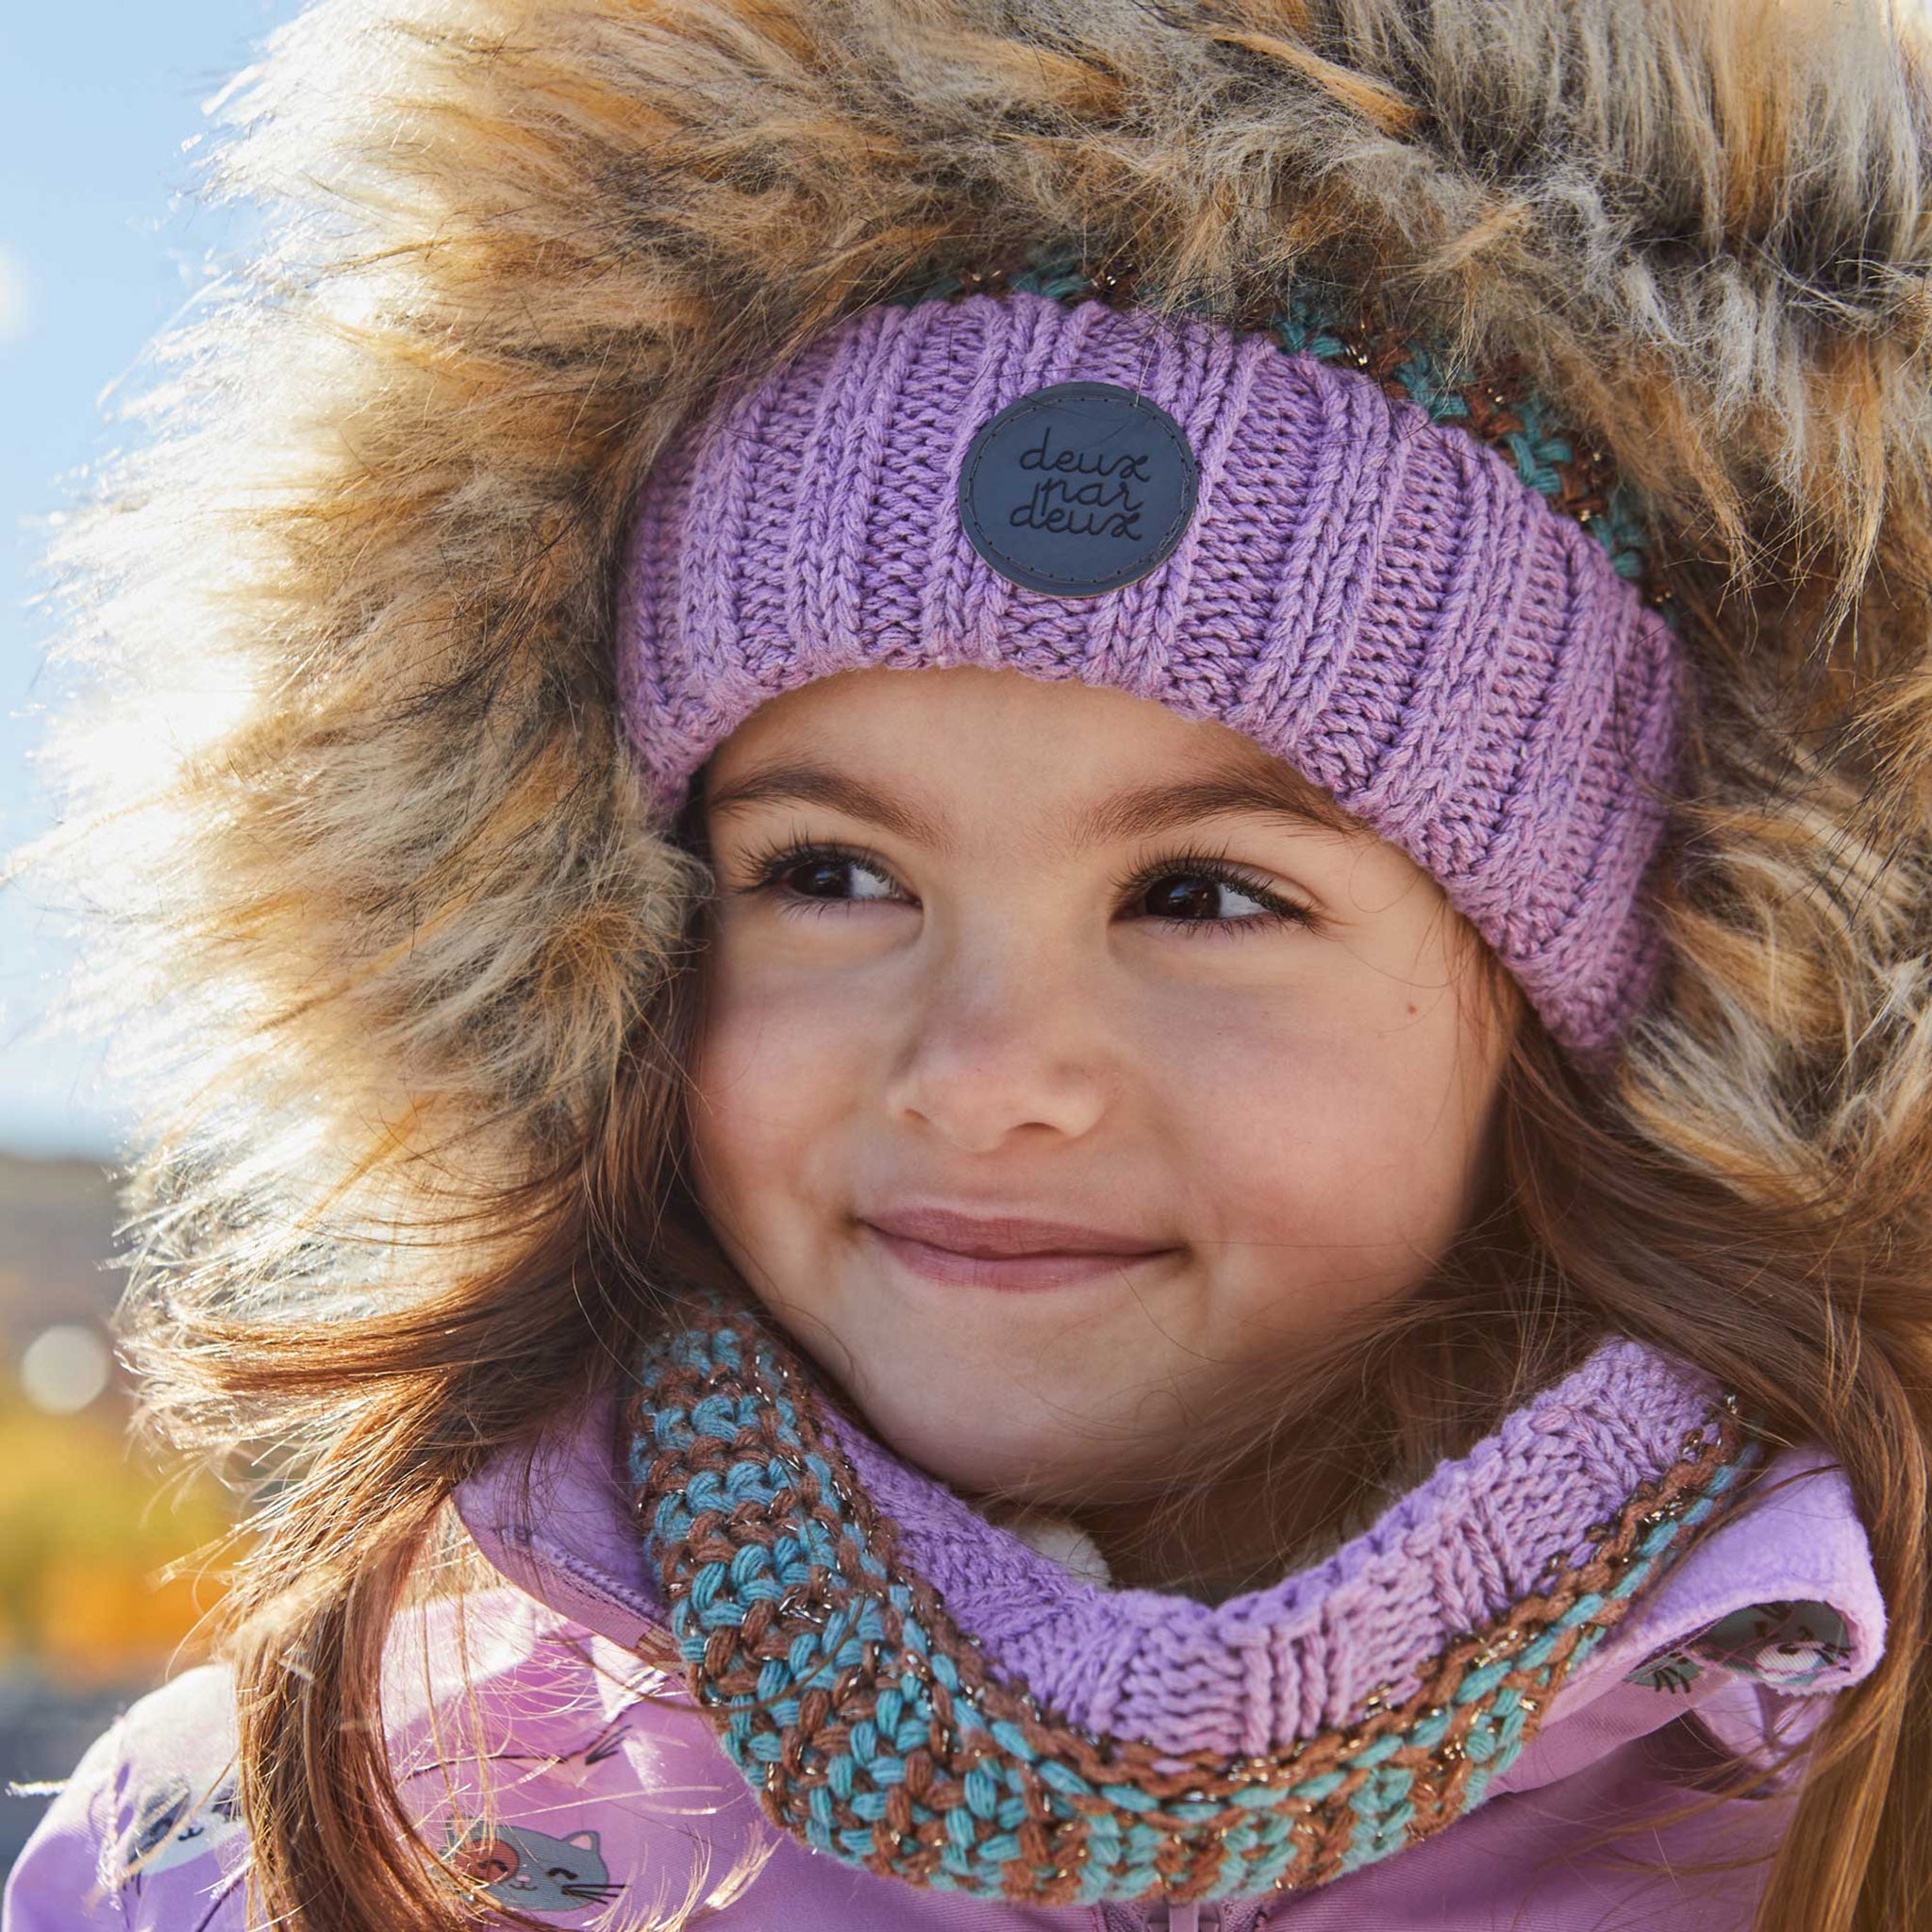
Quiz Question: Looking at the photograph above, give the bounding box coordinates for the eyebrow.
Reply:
[702,747,1362,850]
[1069,759,1362,844]
[704,764,953,849]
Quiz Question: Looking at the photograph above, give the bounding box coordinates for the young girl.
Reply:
[9,0,1932,1927]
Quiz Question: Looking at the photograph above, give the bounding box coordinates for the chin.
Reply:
[748,1282,1138,1497]
[853,1383,1121,1504]
[864,1405,1028,1494]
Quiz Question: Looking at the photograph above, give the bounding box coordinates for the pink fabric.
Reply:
[616,291,1684,1056]
[6,1385,1884,1932]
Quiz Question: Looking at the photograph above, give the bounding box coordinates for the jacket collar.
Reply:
[455,1388,665,1653]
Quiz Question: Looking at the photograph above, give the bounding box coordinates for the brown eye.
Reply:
[756,847,905,903]
[1139,871,1275,923]
[784,858,859,899]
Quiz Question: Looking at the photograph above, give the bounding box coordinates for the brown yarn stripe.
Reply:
[630,1310,1747,1906]
[896,243,1666,615]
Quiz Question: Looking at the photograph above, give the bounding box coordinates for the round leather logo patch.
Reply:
[957,381,1199,597]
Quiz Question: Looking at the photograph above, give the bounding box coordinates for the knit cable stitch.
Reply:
[625,1298,1757,1908]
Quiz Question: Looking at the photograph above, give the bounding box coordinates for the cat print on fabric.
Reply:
[448,1823,624,1914]
[1625,1599,1855,1695]
[388,1638,665,1803]
[489,1707,638,1790]
[1626,1650,1704,1695]
[451,1635,672,1794]
[115,1772,247,1882]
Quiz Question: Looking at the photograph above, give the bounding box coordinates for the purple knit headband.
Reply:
[616,289,1684,1057]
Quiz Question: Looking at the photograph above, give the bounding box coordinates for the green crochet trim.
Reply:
[889,241,1658,598]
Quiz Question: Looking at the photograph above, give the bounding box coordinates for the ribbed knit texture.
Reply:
[822,1338,1722,1757]
[618,291,1684,1056]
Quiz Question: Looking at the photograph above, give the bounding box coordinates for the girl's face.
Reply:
[687,667,1516,1504]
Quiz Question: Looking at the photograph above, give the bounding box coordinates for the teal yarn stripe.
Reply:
[629,1310,1758,1909]
[889,240,1655,593]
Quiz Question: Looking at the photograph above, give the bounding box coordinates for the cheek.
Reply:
[1146,978,1491,1280]
[686,946,866,1233]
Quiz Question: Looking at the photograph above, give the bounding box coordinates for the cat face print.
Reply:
[116,1773,246,1881]
[1625,1598,1855,1696]
[1693,1599,1854,1690]
[449,1823,623,1914]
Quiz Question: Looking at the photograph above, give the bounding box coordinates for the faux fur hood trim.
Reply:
[27,0,1932,1309]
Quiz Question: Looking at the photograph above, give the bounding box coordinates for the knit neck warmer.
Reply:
[624,1295,1757,1910]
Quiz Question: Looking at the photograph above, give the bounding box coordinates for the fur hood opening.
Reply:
[24,0,1932,1357]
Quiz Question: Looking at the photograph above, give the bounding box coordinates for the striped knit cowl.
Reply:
[624,1292,1757,1912]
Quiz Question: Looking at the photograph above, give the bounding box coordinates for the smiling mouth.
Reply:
[858,1207,1183,1292]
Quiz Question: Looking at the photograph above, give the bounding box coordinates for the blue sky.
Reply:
[1,4,299,1158]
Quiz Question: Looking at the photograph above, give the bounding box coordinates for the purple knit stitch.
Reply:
[617,291,1684,1055]
[820,1337,1720,1759]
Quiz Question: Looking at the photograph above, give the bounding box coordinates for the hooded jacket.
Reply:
[3,1356,1889,1931]
[15,0,1932,1927]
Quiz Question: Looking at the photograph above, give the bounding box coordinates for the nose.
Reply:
[882,930,1109,1154]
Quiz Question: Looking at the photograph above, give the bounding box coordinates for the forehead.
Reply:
[700,665,1363,841]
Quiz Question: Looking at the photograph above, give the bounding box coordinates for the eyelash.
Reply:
[735,837,902,903]
[731,838,1319,935]
[1113,849,1320,935]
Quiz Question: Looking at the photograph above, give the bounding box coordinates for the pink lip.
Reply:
[859,1206,1181,1292]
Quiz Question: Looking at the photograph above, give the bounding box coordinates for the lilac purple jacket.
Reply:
[4,1381,1885,1932]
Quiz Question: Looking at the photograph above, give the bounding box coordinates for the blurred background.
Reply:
[1,3,299,1873]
